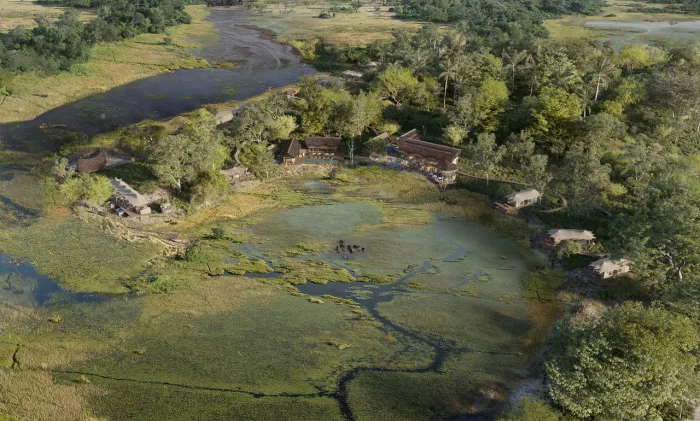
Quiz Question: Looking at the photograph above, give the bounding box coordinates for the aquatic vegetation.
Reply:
[279,261,356,285]
[0,216,161,293]
[284,242,329,256]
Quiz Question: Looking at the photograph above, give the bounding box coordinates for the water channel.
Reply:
[0,8,314,152]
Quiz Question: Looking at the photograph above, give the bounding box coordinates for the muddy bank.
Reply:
[0,8,313,152]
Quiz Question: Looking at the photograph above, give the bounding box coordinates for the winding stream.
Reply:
[0,8,314,152]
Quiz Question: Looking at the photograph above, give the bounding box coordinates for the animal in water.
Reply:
[361,247,366,252]
[348,247,354,254]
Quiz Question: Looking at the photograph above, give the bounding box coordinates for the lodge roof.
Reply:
[282,139,301,158]
[590,257,630,274]
[394,129,461,162]
[547,229,596,241]
[110,178,148,208]
[505,188,540,202]
[305,137,342,149]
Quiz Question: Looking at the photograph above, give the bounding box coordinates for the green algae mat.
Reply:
[0,173,561,421]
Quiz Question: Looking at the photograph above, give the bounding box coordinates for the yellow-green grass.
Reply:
[0,215,162,293]
[0,0,93,32]
[0,5,215,124]
[248,4,425,46]
[347,353,525,421]
[0,369,104,421]
[544,0,700,40]
[86,381,344,421]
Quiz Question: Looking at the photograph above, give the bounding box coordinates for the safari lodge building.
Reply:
[365,129,461,184]
[280,137,344,166]
[505,188,540,209]
[110,178,151,216]
[545,229,596,247]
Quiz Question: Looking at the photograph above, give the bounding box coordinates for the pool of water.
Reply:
[0,255,104,308]
[586,19,700,50]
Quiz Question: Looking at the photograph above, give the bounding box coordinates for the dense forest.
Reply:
[0,0,190,78]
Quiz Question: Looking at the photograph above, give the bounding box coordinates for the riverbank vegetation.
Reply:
[0,4,214,123]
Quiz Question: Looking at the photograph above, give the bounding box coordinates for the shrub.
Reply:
[59,173,113,207]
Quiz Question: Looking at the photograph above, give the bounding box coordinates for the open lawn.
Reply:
[248,5,425,46]
[0,0,92,32]
[545,0,700,42]
[0,5,215,124]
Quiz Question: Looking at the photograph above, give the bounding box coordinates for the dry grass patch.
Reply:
[249,5,425,47]
[0,369,106,421]
[0,0,93,32]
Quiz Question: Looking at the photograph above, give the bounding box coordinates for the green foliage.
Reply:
[546,302,698,420]
[59,173,113,207]
[499,397,561,421]
[239,143,279,180]
[2,1,190,76]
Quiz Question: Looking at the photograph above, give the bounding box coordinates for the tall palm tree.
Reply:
[524,54,540,96]
[406,49,432,73]
[502,49,529,90]
[591,57,616,102]
[577,83,594,119]
[440,57,458,108]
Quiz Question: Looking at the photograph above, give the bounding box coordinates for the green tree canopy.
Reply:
[546,302,698,421]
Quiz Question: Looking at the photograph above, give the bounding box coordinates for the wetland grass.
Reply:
[0,216,161,293]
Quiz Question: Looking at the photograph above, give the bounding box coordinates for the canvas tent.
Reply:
[546,229,595,246]
[590,257,631,279]
[505,189,540,208]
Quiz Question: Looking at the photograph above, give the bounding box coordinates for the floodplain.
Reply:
[0,167,563,420]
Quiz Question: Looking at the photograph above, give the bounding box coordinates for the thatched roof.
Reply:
[110,178,148,208]
[77,148,107,173]
[547,229,595,241]
[505,188,540,202]
[305,137,342,149]
[590,257,630,274]
[395,129,461,163]
[282,139,301,158]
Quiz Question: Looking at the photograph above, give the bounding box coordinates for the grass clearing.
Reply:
[0,5,215,124]
[0,215,161,293]
[0,0,92,32]
[248,5,425,46]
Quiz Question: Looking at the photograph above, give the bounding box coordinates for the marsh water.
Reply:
[0,8,313,152]
[0,178,552,420]
[585,19,700,50]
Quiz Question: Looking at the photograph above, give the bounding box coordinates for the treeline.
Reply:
[0,0,191,77]
[631,0,700,13]
[203,0,242,6]
[396,0,605,33]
